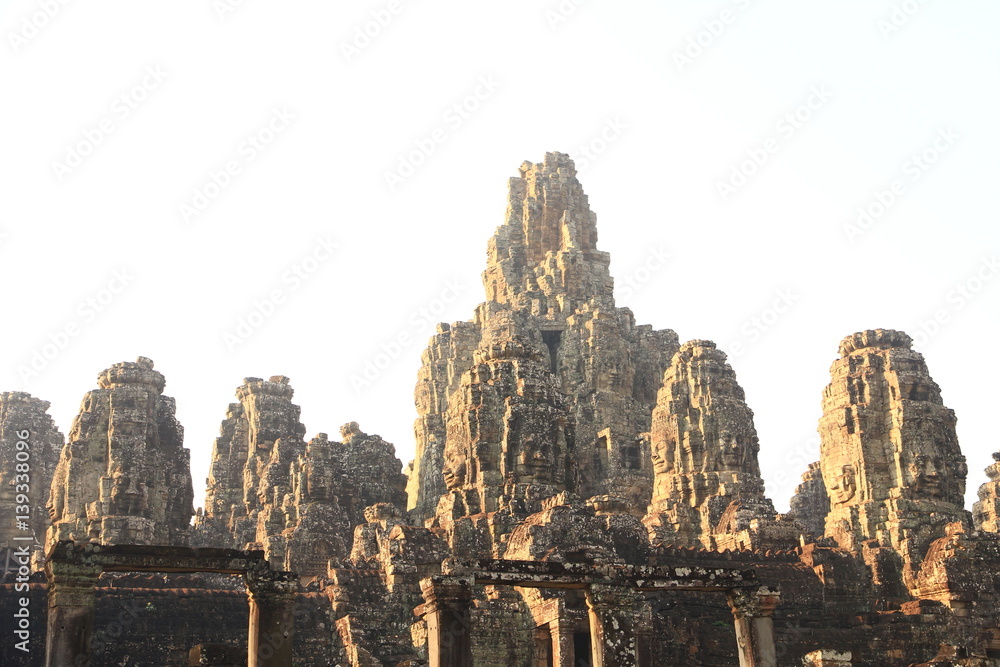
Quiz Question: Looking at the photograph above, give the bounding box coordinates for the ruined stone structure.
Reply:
[43,541,297,667]
[6,155,1000,666]
[974,453,1000,533]
[643,340,797,552]
[817,330,971,596]
[0,392,63,553]
[194,375,309,566]
[436,316,572,526]
[788,462,830,541]
[409,152,679,531]
[194,376,407,576]
[46,357,194,548]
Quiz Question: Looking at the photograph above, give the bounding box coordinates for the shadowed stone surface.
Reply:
[0,392,63,553]
[788,461,830,541]
[47,357,194,548]
[817,330,971,595]
[409,152,679,533]
[194,376,406,576]
[194,375,308,556]
[974,452,1000,533]
[643,340,797,551]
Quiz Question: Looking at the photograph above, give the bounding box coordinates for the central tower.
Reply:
[406,153,680,529]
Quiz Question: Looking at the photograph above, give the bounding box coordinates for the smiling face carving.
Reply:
[909,453,944,499]
[443,459,467,490]
[651,444,670,475]
[719,430,749,471]
[829,463,857,506]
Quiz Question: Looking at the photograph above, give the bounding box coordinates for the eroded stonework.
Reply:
[0,392,63,551]
[817,330,970,593]
[47,357,194,547]
[410,152,679,530]
[11,155,1000,667]
[194,376,407,576]
[195,375,308,552]
[973,453,1000,533]
[788,461,830,541]
[436,314,571,524]
[643,340,796,551]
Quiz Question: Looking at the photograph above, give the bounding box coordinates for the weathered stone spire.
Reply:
[973,452,1000,532]
[0,392,63,551]
[47,357,194,547]
[195,375,307,553]
[407,321,479,522]
[643,341,792,550]
[818,329,970,591]
[275,422,407,574]
[482,152,614,311]
[436,311,571,526]
[195,376,407,575]
[407,153,679,528]
[788,461,830,541]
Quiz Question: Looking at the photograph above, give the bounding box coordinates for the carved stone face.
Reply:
[719,431,744,470]
[516,435,552,483]
[651,444,670,475]
[909,454,945,499]
[829,464,857,505]
[443,459,467,490]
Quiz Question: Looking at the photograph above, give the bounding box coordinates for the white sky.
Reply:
[3,1,998,513]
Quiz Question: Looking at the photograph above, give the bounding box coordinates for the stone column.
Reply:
[246,570,298,667]
[585,583,638,667]
[419,575,473,667]
[727,587,780,667]
[634,602,654,667]
[44,559,102,667]
[550,617,576,667]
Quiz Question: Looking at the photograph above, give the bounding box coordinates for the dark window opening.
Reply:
[594,436,609,472]
[541,330,563,374]
[574,632,593,666]
[622,445,641,470]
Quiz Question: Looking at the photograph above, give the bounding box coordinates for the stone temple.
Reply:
[4,152,1000,666]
